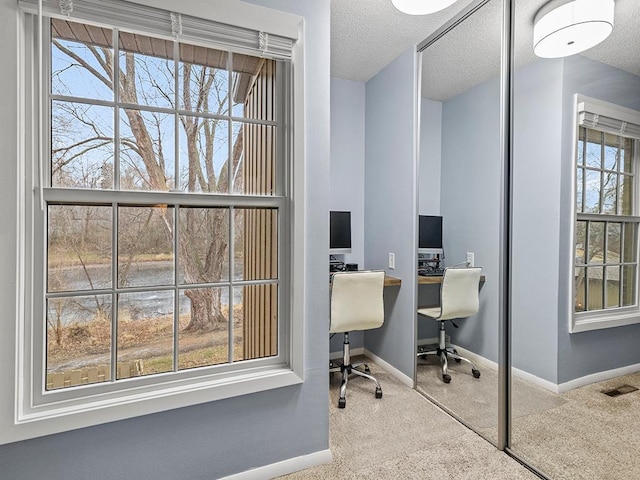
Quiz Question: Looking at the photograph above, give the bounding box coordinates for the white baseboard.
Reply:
[218,449,332,480]
[453,346,640,394]
[364,348,414,388]
[556,362,640,393]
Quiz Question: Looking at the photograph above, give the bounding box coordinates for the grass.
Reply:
[47,305,246,374]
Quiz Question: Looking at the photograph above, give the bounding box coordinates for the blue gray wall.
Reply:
[439,77,502,364]
[0,0,331,478]
[330,78,366,354]
[511,58,564,383]
[363,47,419,379]
[436,54,640,384]
[557,55,640,383]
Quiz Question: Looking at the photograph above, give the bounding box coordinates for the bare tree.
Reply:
[52,34,243,331]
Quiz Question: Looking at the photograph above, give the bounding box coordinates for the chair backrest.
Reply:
[438,267,482,320]
[330,271,385,334]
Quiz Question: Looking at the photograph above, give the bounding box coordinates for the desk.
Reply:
[384,275,402,287]
[417,274,486,285]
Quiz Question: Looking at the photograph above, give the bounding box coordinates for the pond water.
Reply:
[48,260,245,324]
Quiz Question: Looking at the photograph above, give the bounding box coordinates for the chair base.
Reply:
[417,322,480,383]
[330,332,382,408]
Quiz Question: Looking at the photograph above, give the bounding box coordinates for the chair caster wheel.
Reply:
[452,349,462,363]
[364,366,371,374]
[375,387,382,399]
[443,374,451,383]
[338,398,346,408]
[472,369,481,378]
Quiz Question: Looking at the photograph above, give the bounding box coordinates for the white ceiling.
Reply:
[331,0,640,101]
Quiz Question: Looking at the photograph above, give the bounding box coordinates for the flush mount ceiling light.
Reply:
[533,0,615,58]
[391,0,457,15]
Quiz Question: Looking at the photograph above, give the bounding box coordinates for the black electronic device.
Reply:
[418,215,443,254]
[330,211,352,253]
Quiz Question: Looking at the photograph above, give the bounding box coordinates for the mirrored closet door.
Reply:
[415,0,503,446]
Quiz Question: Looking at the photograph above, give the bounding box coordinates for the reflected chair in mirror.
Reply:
[417,266,482,384]
[329,270,385,408]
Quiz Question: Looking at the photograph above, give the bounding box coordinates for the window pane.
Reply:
[117,290,174,377]
[178,287,229,370]
[231,56,277,122]
[575,221,587,265]
[178,207,229,283]
[622,223,637,263]
[120,109,175,191]
[603,133,619,171]
[241,283,278,360]
[179,44,229,114]
[51,101,114,189]
[621,137,633,174]
[48,205,112,292]
[622,265,636,307]
[234,208,278,281]
[577,127,585,166]
[46,295,112,390]
[586,267,604,311]
[605,266,620,309]
[576,168,583,212]
[583,169,600,213]
[118,206,174,288]
[601,171,617,214]
[232,286,244,362]
[607,222,621,264]
[119,32,175,109]
[588,222,604,264]
[178,116,229,193]
[574,267,586,312]
[620,174,633,215]
[235,123,276,195]
[585,129,602,168]
[51,19,113,101]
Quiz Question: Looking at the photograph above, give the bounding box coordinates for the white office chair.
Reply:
[329,270,385,408]
[417,266,482,384]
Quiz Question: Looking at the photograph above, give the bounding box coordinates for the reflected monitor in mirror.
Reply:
[418,215,443,255]
[330,211,352,254]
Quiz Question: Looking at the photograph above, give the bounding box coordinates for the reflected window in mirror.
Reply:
[574,96,640,326]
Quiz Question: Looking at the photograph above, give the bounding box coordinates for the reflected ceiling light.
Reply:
[391,0,457,15]
[533,0,615,58]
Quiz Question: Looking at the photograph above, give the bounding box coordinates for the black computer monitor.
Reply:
[330,211,352,253]
[418,215,443,254]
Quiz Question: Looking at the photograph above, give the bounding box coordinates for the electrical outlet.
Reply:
[388,252,395,270]
[466,252,474,267]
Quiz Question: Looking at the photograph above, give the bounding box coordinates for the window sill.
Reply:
[4,366,302,445]
[571,309,640,333]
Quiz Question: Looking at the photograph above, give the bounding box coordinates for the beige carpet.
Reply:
[417,355,640,479]
[511,371,640,480]
[416,355,566,444]
[278,358,538,480]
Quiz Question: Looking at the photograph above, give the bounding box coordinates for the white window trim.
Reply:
[570,94,640,333]
[2,0,305,446]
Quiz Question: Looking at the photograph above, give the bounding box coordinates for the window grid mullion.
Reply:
[228,206,235,364]
[173,206,179,372]
[174,40,180,193]
[111,202,118,382]
[585,220,590,310]
[603,221,608,308]
[113,28,121,190]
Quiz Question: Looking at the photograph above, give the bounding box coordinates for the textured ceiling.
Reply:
[331,0,640,101]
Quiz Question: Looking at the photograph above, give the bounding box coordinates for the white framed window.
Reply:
[7,0,304,444]
[572,95,640,333]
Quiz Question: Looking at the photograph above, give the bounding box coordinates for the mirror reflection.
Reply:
[416,0,502,445]
[511,0,640,478]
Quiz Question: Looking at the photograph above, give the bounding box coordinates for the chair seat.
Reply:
[417,306,442,319]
